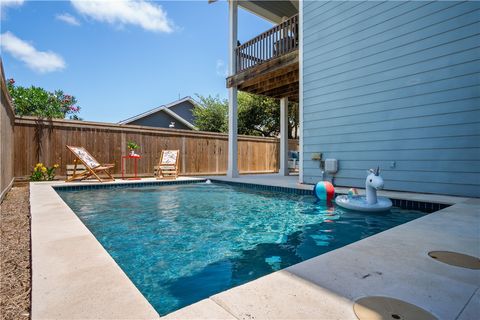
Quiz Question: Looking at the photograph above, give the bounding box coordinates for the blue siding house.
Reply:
[119,96,198,130]
[224,1,479,197]
[302,1,480,197]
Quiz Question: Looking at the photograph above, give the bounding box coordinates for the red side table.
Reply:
[121,155,141,180]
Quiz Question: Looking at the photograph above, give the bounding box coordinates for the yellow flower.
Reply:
[36,163,43,168]
[53,164,59,168]
[41,167,47,173]
[34,167,38,172]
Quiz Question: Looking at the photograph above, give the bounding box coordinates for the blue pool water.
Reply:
[57,182,425,315]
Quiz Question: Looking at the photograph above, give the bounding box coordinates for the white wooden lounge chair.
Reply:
[155,150,179,180]
[66,163,86,180]
[66,145,115,182]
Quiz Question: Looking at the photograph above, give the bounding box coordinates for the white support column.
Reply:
[279,97,289,176]
[227,88,238,178]
[227,0,238,178]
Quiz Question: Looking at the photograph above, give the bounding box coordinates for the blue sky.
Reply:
[0,0,272,122]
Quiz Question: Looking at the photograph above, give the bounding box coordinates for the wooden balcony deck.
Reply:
[227,15,299,102]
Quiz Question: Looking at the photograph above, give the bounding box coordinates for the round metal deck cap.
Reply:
[354,296,436,320]
[428,251,480,269]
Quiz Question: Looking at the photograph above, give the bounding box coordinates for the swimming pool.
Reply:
[56,181,426,315]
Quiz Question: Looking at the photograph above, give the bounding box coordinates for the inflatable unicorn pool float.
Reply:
[335,167,392,212]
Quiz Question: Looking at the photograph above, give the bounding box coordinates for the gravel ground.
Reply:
[0,185,31,320]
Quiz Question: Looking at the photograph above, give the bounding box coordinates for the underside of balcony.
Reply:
[226,50,299,102]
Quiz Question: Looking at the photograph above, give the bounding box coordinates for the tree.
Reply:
[6,78,81,119]
[192,94,228,132]
[238,92,280,137]
[288,101,299,139]
[193,92,299,138]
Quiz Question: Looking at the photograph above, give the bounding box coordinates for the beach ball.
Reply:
[314,181,335,202]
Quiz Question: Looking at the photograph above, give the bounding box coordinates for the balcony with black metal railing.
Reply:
[227,14,299,101]
[236,14,298,73]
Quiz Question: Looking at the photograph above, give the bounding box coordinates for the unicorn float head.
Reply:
[365,166,384,205]
[335,166,392,212]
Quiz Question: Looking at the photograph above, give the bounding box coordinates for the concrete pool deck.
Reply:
[30,177,202,319]
[30,176,479,319]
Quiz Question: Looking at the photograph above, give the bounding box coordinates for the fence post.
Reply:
[181,136,186,174]
[121,132,126,156]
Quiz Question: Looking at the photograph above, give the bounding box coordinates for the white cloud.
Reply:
[70,0,174,33]
[56,13,81,26]
[0,0,24,8]
[1,0,24,18]
[0,32,66,73]
[216,59,228,77]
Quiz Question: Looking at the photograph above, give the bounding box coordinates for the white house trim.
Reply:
[118,96,199,129]
[161,107,197,130]
[298,0,304,183]
[237,1,284,24]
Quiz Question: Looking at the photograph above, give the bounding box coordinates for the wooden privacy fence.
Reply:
[14,116,298,179]
[0,61,15,201]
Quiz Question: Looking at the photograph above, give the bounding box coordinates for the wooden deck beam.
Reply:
[226,50,298,88]
[241,69,298,93]
[263,83,299,101]
[226,50,299,102]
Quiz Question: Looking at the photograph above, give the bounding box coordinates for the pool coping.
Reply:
[30,177,203,319]
[30,177,479,319]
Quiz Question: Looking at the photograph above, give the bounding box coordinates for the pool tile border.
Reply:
[54,178,206,191]
[389,198,450,213]
[210,179,314,195]
[210,179,449,213]
[53,178,450,214]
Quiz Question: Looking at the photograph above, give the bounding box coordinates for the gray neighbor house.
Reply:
[118,96,198,130]
[223,0,480,197]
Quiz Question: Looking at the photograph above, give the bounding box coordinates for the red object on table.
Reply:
[121,155,141,180]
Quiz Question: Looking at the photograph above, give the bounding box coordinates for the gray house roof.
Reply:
[118,96,199,129]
